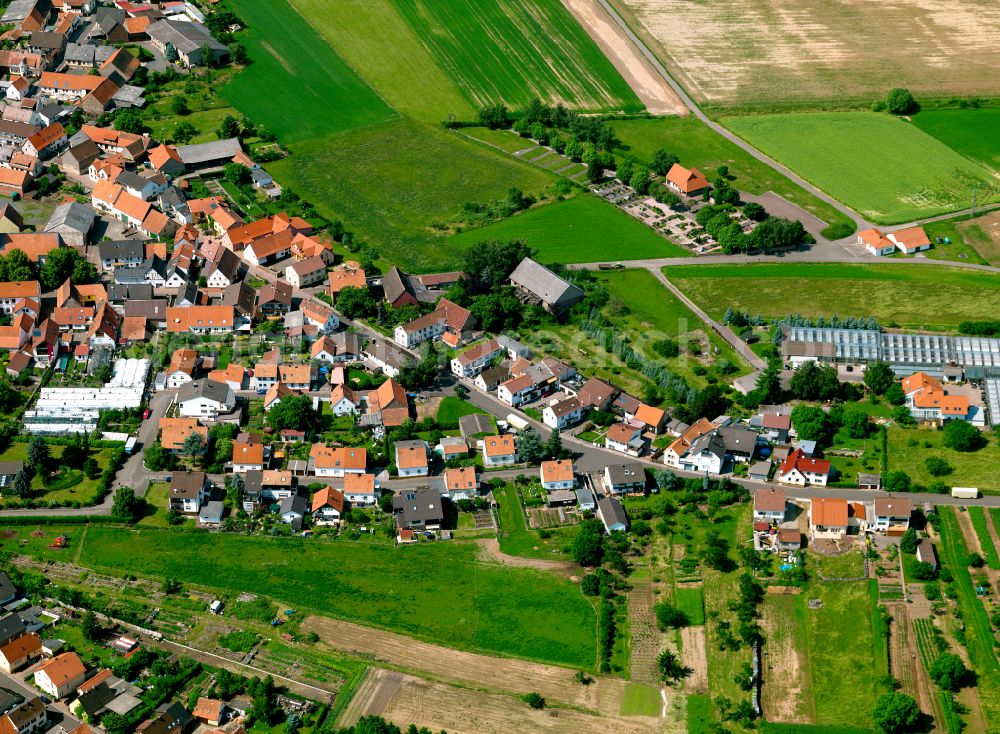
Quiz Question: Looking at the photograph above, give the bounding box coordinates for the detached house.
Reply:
[902,371,971,423]
[394,439,429,477]
[310,445,367,477]
[442,466,478,500]
[665,163,710,197]
[605,422,644,456]
[392,487,443,531]
[284,257,327,289]
[311,486,345,525]
[810,498,849,540]
[540,459,574,490]
[753,488,786,525]
[343,472,378,505]
[35,652,86,698]
[777,449,830,487]
[602,463,645,495]
[168,471,208,514]
[482,434,517,467]
[164,347,199,388]
[873,498,911,535]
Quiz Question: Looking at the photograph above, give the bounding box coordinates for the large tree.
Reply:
[265,395,316,432]
[872,691,920,734]
[572,519,604,567]
[942,420,983,452]
[111,486,141,524]
[886,88,916,115]
[789,361,840,401]
[929,653,967,691]
[864,361,895,395]
[39,247,96,291]
[515,427,545,465]
[463,240,533,293]
[335,286,377,318]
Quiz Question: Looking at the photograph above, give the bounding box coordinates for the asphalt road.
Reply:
[1,667,84,731]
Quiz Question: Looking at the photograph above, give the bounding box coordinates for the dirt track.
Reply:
[679,626,707,694]
[561,0,687,115]
[302,615,628,713]
[476,538,578,575]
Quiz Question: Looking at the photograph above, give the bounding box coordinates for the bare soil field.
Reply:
[959,210,1000,265]
[609,0,1000,107]
[561,0,687,115]
[336,669,403,727]
[301,615,627,712]
[679,626,707,694]
[380,676,660,734]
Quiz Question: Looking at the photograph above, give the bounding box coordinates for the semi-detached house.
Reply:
[451,338,502,378]
[542,396,585,430]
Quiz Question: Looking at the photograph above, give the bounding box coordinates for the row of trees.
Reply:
[0,246,95,291]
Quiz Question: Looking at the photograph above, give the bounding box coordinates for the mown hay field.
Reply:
[722,112,998,223]
[267,119,558,273]
[23,525,598,669]
[666,263,1000,332]
[392,0,643,112]
[609,0,1000,108]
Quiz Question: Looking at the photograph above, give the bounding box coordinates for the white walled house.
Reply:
[540,459,575,490]
[542,396,585,430]
[394,440,429,477]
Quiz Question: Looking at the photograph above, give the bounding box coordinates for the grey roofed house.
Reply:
[63,42,97,65]
[170,470,206,501]
[175,137,242,167]
[177,379,235,408]
[1,0,42,24]
[576,485,596,510]
[0,611,26,646]
[205,247,243,283]
[108,283,153,302]
[174,278,199,307]
[474,366,507,391]
[242,470,262,504]
[381,266,417,306]
[159,186,189,218]
[604,462,646,490]
[114,170,148,192]
[458,413,494,440]
[0,460,23,485]
[199,500,225,525]
[329,330,361,357]
[28,31,64,52]
[716,425,758,460]
[0,571,15,606]
[279,488,308,528]
[112,85,147,109]
[146,19,228,63]
[99,239,145,264]
[76,682,117,717]
[689,431,726,462]
[858,472,881,489]
[59,139,101,174]
[221,281,255,319]
[364,338,411,373]
[123,299,167,321]
[0,120,40,142]
[393,487,444,530]
[157,701,194,730]
[748,460,771,480]
[0,203,22,232]
[90,7,127,33]
[597,497,628,533]
[44,201,96,247]
[916,538,938,569]
[104,693,142,716]
[547,489,576,506]
[509,257,584,313]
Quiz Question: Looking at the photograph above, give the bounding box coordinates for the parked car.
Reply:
[142,408,151,419]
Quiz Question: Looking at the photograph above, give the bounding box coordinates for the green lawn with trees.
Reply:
[722,112,998,224]
[22,525,597,669]
[667,263,1000,332]
[611,116,854,239]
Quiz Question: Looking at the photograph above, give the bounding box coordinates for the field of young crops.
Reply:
[392,0,642,112]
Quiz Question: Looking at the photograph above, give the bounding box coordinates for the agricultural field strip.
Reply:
[968,507,1000,569]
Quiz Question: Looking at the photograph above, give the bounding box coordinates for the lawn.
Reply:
[673,586,704,626]
[686,694,715,734]
[938,508,1000,725]
[886,425,1000,493]
[492,483,577,560]
[447,195,689,265]
[922,215,990,266]
[910,108,1000,170]
[287,0,473,123]
[812,549,865,579]
[619,683,661,716]
[266,118,557,272]
[435,396,489,427]
[611,116,854,238]
[19,525,596,669]
[391,0,642,112]
[666,263,1000,332]
[968,507,1000,569]
[140,482,194,528]
[722,112,998,224]
[223,0,396,143]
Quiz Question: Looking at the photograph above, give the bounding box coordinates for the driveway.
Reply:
[113,389,176,496]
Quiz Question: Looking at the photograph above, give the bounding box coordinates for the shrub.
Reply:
[654,602,690,630]
[522,692,545,709]
[924,456,953,477]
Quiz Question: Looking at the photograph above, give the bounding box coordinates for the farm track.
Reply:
[475,538,578,575]
[300,615,631,715]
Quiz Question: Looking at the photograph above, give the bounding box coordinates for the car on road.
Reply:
[142,409,151,419]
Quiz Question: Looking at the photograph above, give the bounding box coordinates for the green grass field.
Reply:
[619,683,661,716]
[223,0,396,142]
[666,263,1000,332]
[267,119,557,272]
[911,108,1000,170]
[686,694,715,734]
[968,507,1000,569]
[448,195,689,264]
[722,112,998,224]
[392,0,642,112]
[886,426,1000,493]
[19,525,596,668]
[287,0,472,122]
[462,127,539,154]
[612,116,854,238]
